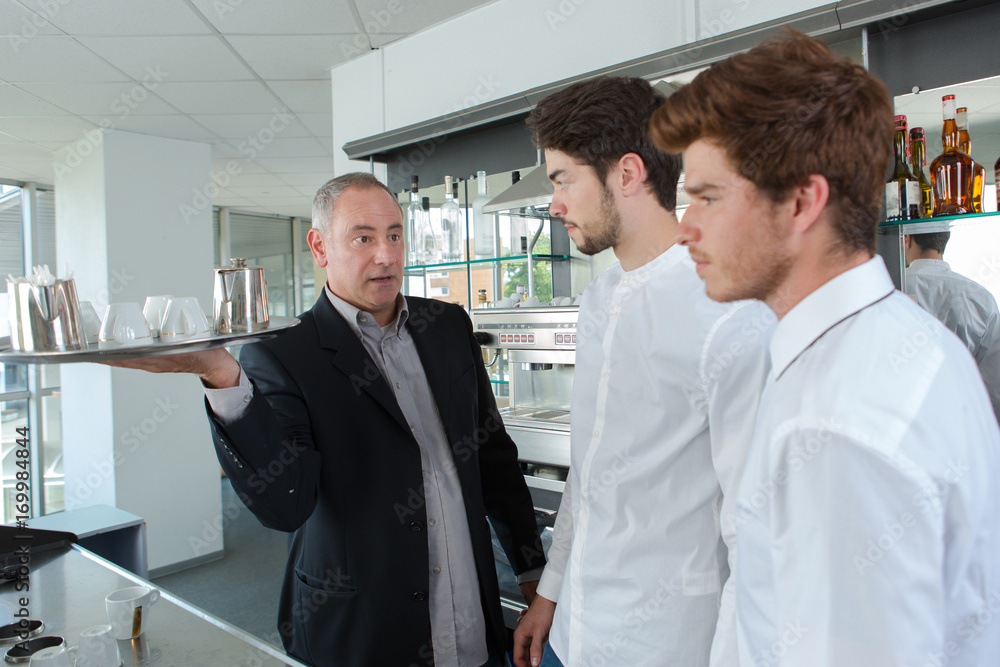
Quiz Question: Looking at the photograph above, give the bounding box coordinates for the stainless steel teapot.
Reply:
[212,258,269,334]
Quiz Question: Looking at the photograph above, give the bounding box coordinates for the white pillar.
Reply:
[55,130,224,573]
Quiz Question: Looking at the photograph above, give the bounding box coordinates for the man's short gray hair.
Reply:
[312,172,399,235]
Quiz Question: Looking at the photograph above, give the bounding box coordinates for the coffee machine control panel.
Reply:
[471,306,579,351]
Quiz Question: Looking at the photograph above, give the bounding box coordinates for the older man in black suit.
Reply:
[119,172,544,666]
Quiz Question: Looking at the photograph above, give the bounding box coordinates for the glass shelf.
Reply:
[404,254,569,273]
[879,210,1000,233]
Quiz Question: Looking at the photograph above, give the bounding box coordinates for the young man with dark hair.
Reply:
[651,31,1000,666]
[513,76,772,667]
[904,231,1000,419]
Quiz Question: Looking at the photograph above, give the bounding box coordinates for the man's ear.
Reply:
[903,234,914,250]
[789,174,830,234]
[616,153,647,197]
[307,228,329,268]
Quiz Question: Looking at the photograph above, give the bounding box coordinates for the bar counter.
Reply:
[0,543,308,667]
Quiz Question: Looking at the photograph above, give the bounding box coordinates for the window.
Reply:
[0,183,62,521]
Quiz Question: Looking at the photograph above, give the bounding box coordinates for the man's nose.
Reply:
[549,192,566,218]
[374,238,397,264]
[676,214,699,247]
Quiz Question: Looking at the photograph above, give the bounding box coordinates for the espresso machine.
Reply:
[472,305,577,626]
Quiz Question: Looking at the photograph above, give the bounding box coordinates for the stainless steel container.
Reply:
[8,279,88,352]
[212,258,269,334]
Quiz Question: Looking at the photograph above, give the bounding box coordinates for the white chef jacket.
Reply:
[905,258,1000,419]
[536,244,773,666]
[735,256,1000,667]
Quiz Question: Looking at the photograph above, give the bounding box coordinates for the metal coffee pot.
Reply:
[212,258,269,334]
[8,278,88,352]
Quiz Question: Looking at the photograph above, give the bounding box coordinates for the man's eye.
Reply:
[356,236,370,243]
[390,234,402,242]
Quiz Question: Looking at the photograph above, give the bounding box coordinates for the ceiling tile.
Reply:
[225,35,354,80]
[0,36,130,83]
[81,114,218,142]
[0,84,65,115]
[225,173,293,188]
[227,185,304,198]
[267,80,332,114]
[212,159,276,178]
[189,0,360,35]
[0,164,50,181]
[369,33,408,48]
[18,82,177,116]
[0,115,98,142]
[0,141,56,160]
[223,137,330,158]
[295,113,333,137]
[279,172,331,187]
[16,0,212,35]
[294,185,320,198]
[254,156,333,173]
[1,0,62,37]
[352,0,491,33]
[191,113,311,139]
[153,81,278,115]
[78,36,256,82]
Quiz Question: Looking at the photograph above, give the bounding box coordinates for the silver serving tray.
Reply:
[0,316,299,364]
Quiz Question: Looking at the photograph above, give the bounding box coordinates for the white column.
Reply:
[55,130,224,573]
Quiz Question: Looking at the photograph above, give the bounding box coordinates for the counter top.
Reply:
[0,544,308,667]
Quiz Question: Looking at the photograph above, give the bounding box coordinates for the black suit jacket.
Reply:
[208,294,544,666]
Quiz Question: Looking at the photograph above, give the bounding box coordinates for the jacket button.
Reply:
[409,521,424,532]
[413,591,426,602]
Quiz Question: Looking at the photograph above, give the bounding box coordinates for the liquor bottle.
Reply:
[419,197,440,263]
[956,106,986,213]
[472,171,495,259]
[885,115,922,221]
[909,127,933,219]
[441,176,462,262]
[930,95,975,216]
[508,171,528,256]
[405,176,423,265]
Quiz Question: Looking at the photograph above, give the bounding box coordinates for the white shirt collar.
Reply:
[770,255,895,380]
[907,258,951,274]
[323,284,409,338]
[611,242,688,285]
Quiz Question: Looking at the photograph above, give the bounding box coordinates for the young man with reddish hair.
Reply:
[651,31,1000,666]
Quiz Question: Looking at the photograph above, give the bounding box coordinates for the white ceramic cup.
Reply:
[79,300,102,344]
[493,298,515,308]
[76,624,121,667]
[142,295,173,338]
[160,297,211,339]
[105,585,160,640]
[521,296,541,308]
[29,645,76,666]
[99,302,152,346]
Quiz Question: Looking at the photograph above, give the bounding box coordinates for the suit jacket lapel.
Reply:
[311,295,411,433]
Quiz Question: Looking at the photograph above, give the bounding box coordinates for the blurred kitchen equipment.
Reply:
[7,278,87,352]
[213,258,269,334]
